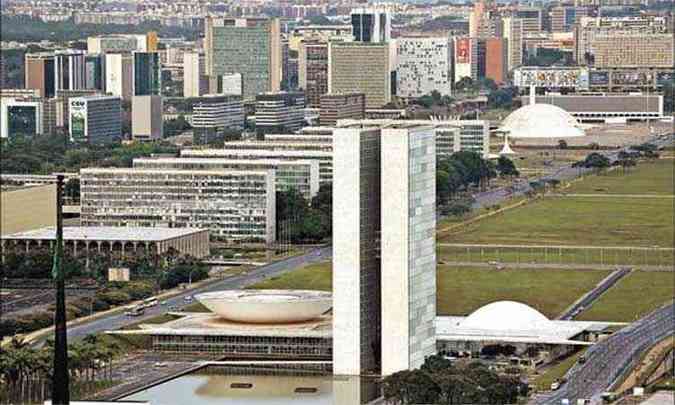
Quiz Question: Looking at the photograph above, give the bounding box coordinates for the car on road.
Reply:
[184,295,193,302]
[160,300,168,306]
[154,362,167,368]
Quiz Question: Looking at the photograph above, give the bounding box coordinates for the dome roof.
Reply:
[459,301,552,332]
[499,103,585,138]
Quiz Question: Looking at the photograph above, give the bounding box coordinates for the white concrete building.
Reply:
[132,95,163,141]
[501,18,524,72]
[80,168,276,244]
[183,52,207,98]
[133,157,320,200]
[396,37,452,98]
[104,53,133,100]
[69,95,121,144]
[332,122,437,376]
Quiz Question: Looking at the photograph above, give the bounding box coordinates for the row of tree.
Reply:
[0,335,119,404]
[382,355,526,405]
[276,184,332,244]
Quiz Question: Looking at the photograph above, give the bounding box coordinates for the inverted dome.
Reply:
[499,103,585,138]
[459,301,552,332]
[196,290,332,324]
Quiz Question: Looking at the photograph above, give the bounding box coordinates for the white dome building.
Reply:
[458,300,553,333]
[499,103,585,139]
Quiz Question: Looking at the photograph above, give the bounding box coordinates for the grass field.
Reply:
[248,262,332,291]
[436,266,610,318]
[248,263,609,319]
[577,271,674,322]
[565,159,674,195]
[438,196,673,247]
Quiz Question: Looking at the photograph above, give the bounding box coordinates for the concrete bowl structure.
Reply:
[195,290,332,324]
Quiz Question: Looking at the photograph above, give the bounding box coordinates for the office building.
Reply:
[298,41,328,108]
[69,95,121,144]
[191,94,245,144]
[80,168,276,244]
[470,39,487,82]
[87,34,155,54]
[514,7,544,34]
[84,54,104,91]
[255,92,305,135]
[183,52,208,98]
[328,42,391,109]
[105,53,133,100]
[396,37,452,99]
[133,52,161,96]
[551,6,589,32]
[501,18,524,72]
[57,89,102,129]
[485,38,508,84]
[132,95,163,141]
[0,98,43,139]
[25,50,86,98]
[205,17,282,100]
[319,93,365,126]
[469,0,488,38]
[332,122,436,376]
[133,157,320,200]
[182,147,333,184]
[454,37,472,84]
[350,8,391,43]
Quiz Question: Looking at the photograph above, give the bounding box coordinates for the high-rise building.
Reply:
[84,54,104,91]
[87,34,145,53]
[104,53,133,100]
[470,39,487,81]
[191,94,245,144]
[514,7,545,34]
[298,41,329,108]
[332,122,437,376]
[25,50,86,98]
[328,42,391,109]
[133,52,161,96]
[501,18,524,72]
[0,98,43,139]
[205,17,282,100]
[469,0,488,37]
[453,37,473,84]
[396,37,452,98]
[484,38,508,84]
[319,93,365,126]
[255,92,305,135]
[69,95,122,144]
[132,95,163,141]
[350,8,391,43]
[183,52,207,98]
[550,6,589,32]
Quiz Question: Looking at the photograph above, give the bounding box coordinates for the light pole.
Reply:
[52,175,70,405]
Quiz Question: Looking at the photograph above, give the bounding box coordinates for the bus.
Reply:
[143,297,158,308]
[125,306,145,316]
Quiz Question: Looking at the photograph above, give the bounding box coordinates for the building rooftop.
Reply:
[2,226,206,242]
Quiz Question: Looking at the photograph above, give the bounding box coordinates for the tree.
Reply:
[496,156,519,177]
[580,152,611,174]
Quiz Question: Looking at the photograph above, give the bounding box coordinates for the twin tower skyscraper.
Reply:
[333,122,437,376]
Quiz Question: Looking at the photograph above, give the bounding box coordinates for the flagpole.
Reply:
[52,174,70,405]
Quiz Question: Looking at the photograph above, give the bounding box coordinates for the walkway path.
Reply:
[557,267,632,320]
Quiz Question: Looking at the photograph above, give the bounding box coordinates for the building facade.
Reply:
[205,17,282,100]
[328,43,391,109]
[0,98,43,139]
[80,168,276,244]
[25,50,86,98]
[350,8,391,43]
[69,95,122,144]
[396,37,452,98]
[105,53,133,100]
[183,52,207,98]
[485,38,508,84]
[133,52,161,96]
[255,92,306,135]
[319,93,365,126]
[298,41,328,108]
[501,17,524,72]
[191,94,245,144]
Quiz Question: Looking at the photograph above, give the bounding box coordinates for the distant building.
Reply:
[350,8,391,43]
[105,53,133,100]
[68,95,121,144]
[80,168,276,244]
[133,52,161,96]
[514,7,544,34]
[298,41,328,108]
[396,37,452,98]
[87,35,138,53]
[0,98,43,139]
[501,17,524,72]
[204,17,282,100]
[24,50,86,98]
[255,92,305,135]
[453,37,472,83]
[84,54,104,91]
[484,38,508,84]
[183,52,207,98]
[550,6,589,32]
[132,95,163,141]
[319,93,365,127]
[191,94,245,144]
[328,42,391,109]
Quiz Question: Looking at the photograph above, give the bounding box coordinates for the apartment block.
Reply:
[328,42,391,109]
[319,93,365,126]
[80,168,276,244]
[255,92,306,135]
[133,157,320,200]
[396,37,452,98]
[205,17,281,100]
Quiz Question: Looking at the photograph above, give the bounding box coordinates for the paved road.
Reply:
[50,246,332,343]
[530,302,675,405]
[557,267,631,320]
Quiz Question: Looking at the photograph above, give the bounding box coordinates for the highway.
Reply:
[54,246,332,343]
[531,302,675,405]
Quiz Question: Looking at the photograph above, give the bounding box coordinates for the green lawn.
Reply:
[566,159,674,195]
[577,271,674,322]
[247,262,332,291]
[438,196,673,247]
[436,266,610,318]
[248,263,608,319]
